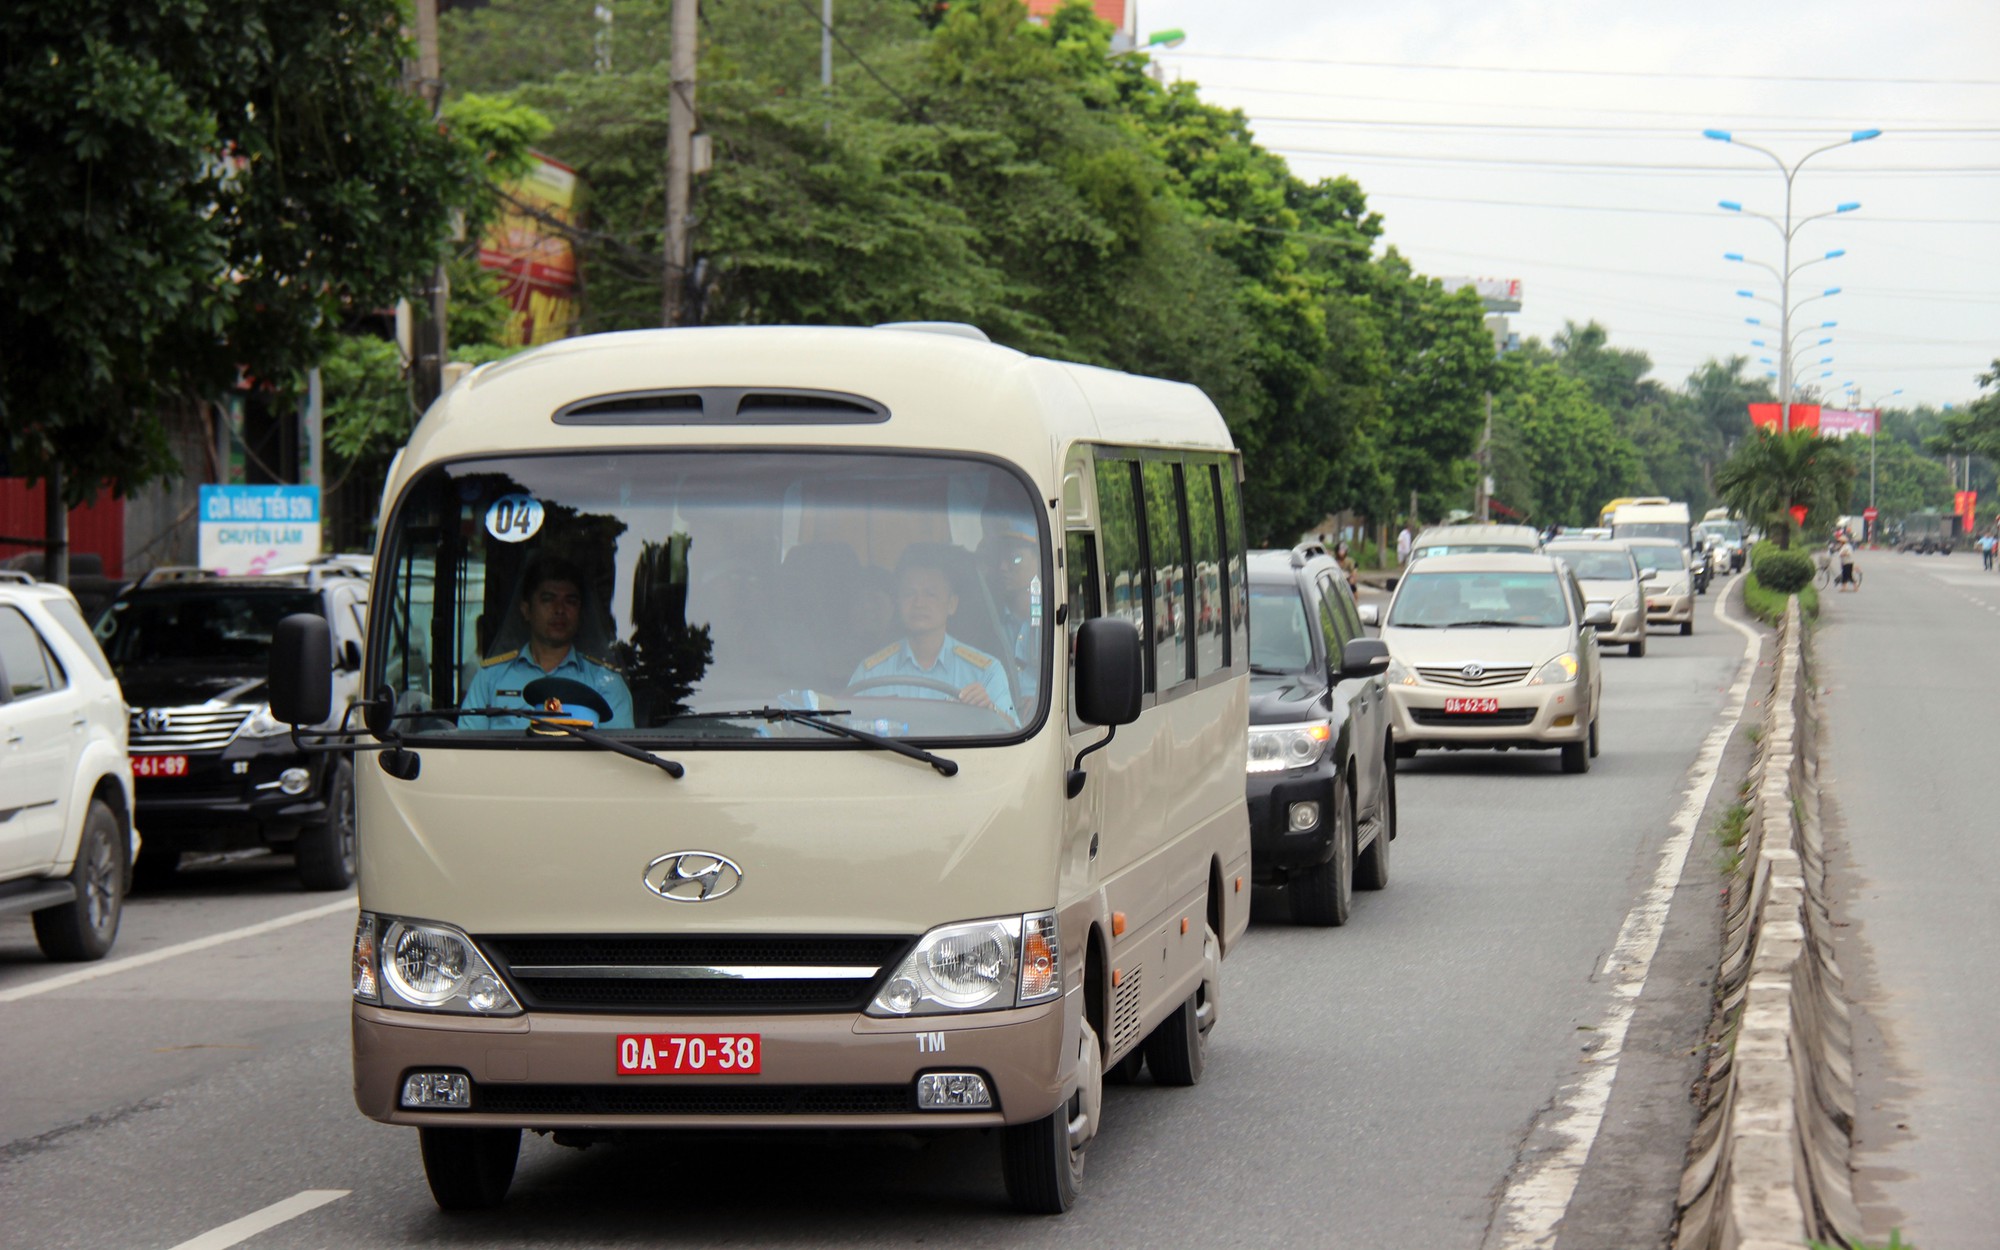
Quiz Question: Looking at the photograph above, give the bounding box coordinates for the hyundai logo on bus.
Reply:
[643,852,744,902]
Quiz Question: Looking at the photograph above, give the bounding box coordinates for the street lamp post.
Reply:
[1707,127,1880,432]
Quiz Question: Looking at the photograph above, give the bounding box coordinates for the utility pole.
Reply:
[1474,392,1493,522]
[409,0,447,412]
[663,0,698,326]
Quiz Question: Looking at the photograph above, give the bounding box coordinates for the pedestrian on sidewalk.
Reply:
[1334,540,1359,593]
[1396,523,1413,568]
[1981,531,1995,571]
[1837,532,1859,591]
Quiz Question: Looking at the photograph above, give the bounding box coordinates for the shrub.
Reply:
[1752,544,1815,593]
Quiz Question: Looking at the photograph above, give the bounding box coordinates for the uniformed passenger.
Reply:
[986,514,1042,708]
[848,546,1017,725]
[463,556,634,730]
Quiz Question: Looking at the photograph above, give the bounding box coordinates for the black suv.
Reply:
[1246,546,1396,926]
[94,561,367,890]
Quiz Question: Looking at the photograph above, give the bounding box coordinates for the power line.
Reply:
[1360,189,2000,227]
[1158,49,2000,88]
[1246,116,2000,138]
[1267,146,2000,175]
[1173,79,2000,129]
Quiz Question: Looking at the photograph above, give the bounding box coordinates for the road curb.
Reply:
[1675,596,1862,1250]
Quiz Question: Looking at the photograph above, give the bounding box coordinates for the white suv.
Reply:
[0,574,137,960]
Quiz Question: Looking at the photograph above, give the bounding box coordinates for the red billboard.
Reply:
[1748,403,1822,433]
[1957,490,1979,537]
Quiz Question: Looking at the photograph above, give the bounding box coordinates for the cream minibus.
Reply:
[270,324,1251,1214]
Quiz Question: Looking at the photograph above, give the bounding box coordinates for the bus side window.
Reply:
[1219,464,1248,670]
[1094,458,1150,690]
[1185,459,1224,677]
[1142,460,1191,689]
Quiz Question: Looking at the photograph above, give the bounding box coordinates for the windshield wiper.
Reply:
[415,707,684,779]
[1448,619,1538,629]
[1249,664,1297,676]
[675,707,959,777]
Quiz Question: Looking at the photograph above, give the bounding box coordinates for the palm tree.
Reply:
[1714,429,1858,549]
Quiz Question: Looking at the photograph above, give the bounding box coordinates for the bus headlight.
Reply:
[353,913,521,1016]
[869,911,1059,1017]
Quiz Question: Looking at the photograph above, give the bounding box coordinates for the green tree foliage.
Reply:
[1714,430,1858,548]
[437,0,1503,543]
[1,0,482,502]
[1488,352,1639,527]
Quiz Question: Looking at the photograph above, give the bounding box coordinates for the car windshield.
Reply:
[378,451,1048,743]
[1553,550,1637,581]
[96,590,321,666]
[1628,545,1683,573]
[1248,583,1314,671]
[1386,570,1570,629]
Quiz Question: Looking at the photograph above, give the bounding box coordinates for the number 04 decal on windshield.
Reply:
[484,494,545,544]
[616,1034,762,1075]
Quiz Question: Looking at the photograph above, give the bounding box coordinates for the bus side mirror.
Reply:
[1074,618,1143,727]
[270,614,334,726]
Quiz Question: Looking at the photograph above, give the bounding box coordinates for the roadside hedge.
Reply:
[1751,541,1815,593]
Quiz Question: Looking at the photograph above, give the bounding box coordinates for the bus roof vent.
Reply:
[872,321,991,342]
[554,388,889,426]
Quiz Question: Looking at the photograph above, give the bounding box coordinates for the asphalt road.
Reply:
[0,589,1761,1250]
[1818,549,2000,1250]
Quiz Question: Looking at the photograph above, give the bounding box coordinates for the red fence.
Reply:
[0,479,125,577]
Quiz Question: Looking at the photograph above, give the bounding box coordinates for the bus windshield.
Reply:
[377,451,1049,743]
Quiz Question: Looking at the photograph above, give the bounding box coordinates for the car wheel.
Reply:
[1680,617,1693,636]
[1291,776,1354,926]
[296,760,356,891]
[33,800,125,962]
[1628,637,1646,658]
[1105,1049,1146,1085]
[1394,742,1418,761]
[1355,753,1391,889]
[1588,711,1600,759]
[419,1126,520,1211]
[1145,920,1219,1086]
[1560,735,1591,774]
[1003,1017,1100,1213]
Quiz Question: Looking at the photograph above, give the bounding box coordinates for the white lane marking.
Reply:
[0,897,355,1005]
[167,1189,349,1250]
[1485,582,1762,1249]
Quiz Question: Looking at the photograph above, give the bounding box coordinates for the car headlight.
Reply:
[1668,578,1689,596]
[868,911,1059,1017]
[353,912,521,1016]
[1383,657,1418,687]
[1529,653,1579,685]
[1614,593,1638,612]
[239,703,292,738]
[1247,720,1332,773]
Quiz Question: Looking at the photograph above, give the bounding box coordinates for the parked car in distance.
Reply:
[1546,541,1648,657]
[95,563,367,890]
[1624,539,1696,636]
[0,574,137,960]
[1359,553,1607,774]
[1245,546,1395,927]
[1406,522,1544,563]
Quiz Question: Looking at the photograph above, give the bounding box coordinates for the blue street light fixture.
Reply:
[1707,127,1880,431]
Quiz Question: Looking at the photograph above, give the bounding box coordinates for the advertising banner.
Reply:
[1818,408,1880,439]
[1747,403,1822,433]
[197,485,321,574]
[478,152,581,347]
[1957,490,1979,538]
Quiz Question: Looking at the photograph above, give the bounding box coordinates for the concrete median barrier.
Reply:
[1676,596,1862,1250]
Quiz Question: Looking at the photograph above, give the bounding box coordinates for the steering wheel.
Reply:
[521,676,615,723]
[840,675,965,698]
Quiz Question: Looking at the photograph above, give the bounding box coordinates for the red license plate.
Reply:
[1442,697,1500,715]
[616,1033,761,1075]
[131,755,189,778]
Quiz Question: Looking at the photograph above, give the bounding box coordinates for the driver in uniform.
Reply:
[464,555,633,730]
[848,546,1016,725]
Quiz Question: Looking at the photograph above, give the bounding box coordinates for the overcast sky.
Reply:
[1137,0,1998,411]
